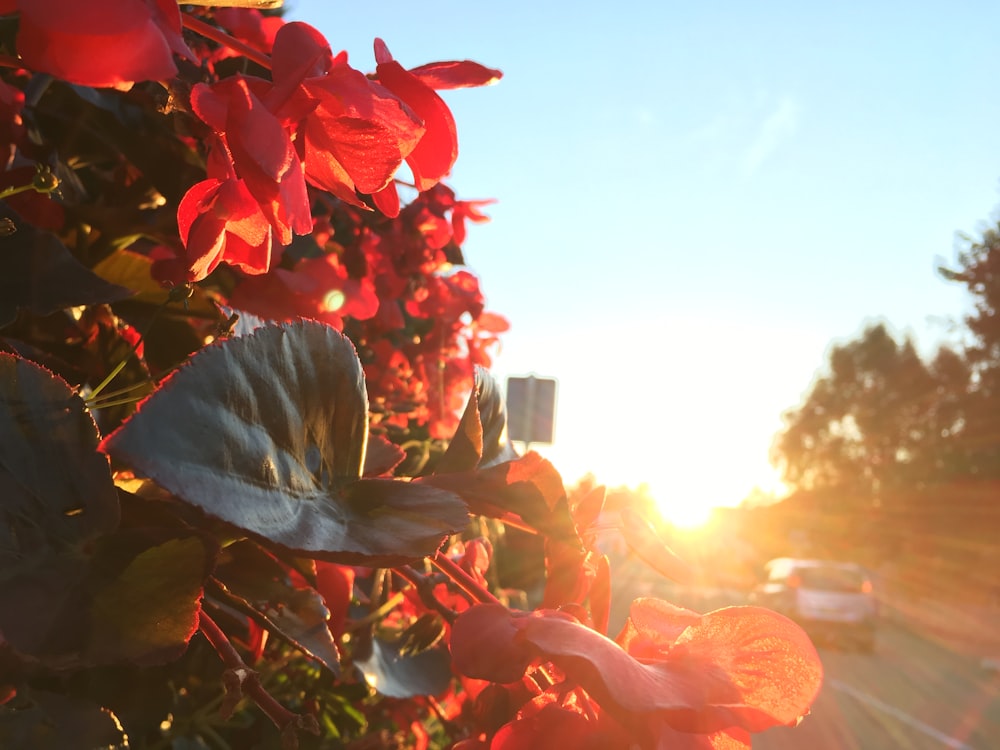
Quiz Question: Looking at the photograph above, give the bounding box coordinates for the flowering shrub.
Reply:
[0,3,822,749]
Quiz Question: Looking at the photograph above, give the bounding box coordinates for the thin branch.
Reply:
[396,566,460,624]
[181,13,272,70]
[431,552,501,606]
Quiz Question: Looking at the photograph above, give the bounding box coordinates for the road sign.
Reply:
[505,375,557,445]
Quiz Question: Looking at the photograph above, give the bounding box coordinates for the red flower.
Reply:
[190,75,311,246]
[295,254,380,327]
[2,0,193,89]
[373,38,458,194]
[174,177,273,282]
[227,254,378,331]
[314,561,355,644]
[213,8,284,56]
[266,23,425,211]
[450,599,823,747]
[371,40,502,213]
[452,198,496,246]
[374,40,502,193]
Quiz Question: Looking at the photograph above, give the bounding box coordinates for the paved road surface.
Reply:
[755,623,1000,749]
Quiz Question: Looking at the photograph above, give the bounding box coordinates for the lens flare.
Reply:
[323,289,346,312]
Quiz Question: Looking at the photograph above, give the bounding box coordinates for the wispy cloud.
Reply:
[742,96,799,177]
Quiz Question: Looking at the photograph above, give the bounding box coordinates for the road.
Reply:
[755,622,1000,749]
[607,575,1000,749]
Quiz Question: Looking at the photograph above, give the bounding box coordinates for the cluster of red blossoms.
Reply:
[0,0,505,439]
[0,3,824,749]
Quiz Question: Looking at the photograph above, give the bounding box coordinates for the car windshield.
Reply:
[799,566,867,592]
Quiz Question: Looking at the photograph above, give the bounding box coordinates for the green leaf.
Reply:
[88,536,209,665]
[102,321,468,564]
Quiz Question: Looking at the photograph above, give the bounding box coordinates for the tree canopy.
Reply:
[773,218,1000,502]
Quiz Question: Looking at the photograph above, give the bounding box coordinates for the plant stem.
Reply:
[198,610,319,741]
[430,552,502,606]
[87,358,133,402]
[346,589,408,631]
[395,566,459,624]
[181,14,272,70]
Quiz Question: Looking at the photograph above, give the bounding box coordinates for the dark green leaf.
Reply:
[436,366,519,474]
[0,353,119,660]
[0,356,118,564]
[0,204,132,328]
[102,321,467,564]
[355,637,452,699]
[363,434,406,477]
[0,688,127,750]
[87,536,210,665]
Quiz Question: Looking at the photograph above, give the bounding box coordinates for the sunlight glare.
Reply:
[658,496,716,529]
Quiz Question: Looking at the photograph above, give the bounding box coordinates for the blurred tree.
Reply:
[940,224,1000,476]
[771,323,967,503]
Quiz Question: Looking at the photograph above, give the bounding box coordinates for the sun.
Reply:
[652,489,717,530]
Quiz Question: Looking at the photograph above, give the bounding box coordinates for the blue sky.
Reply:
[291,1,1000,518]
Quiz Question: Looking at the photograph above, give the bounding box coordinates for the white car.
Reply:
[751,558,878,652]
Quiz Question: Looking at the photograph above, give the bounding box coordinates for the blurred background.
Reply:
[290,2,1000,746]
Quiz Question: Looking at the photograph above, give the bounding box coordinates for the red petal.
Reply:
[224,77,295,183]
[190,83,228,132]
[201,77,310,243]
[410,60,503,90]
[670,606,824,731]
[450,603,533,684]
[314,561,355,639]
[177,179,224,246]
[375,46,457,192]
[371,183,401,218]
[645,718,752,749]
[16,0,188,87]
[215,179,271,247]
[184,216,226,282]
[492,704,610,749]
[268,21,332,111]
[271,21,332,81]
[616,597,702,658]
[304,66,424,195]
[517,604,822,734]
[476,311,510,333]
[214,8,282,54]
[177,178,273,280]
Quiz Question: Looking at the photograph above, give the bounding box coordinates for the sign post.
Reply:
[505,375,557,451]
